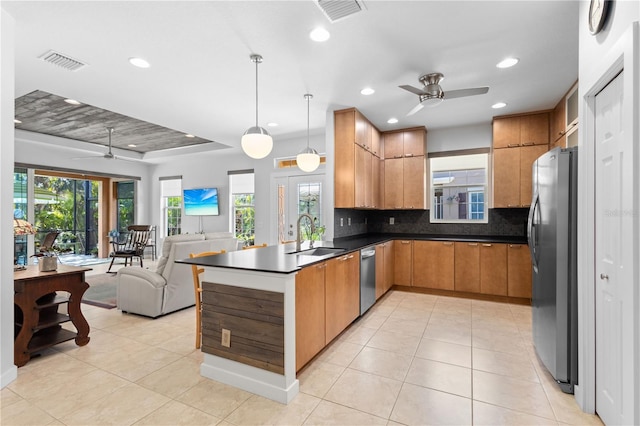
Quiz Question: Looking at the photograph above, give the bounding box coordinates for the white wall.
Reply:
[150,132,327,249]
[426,123,492,153]
[1,6,18,389]
[576,0,640,416]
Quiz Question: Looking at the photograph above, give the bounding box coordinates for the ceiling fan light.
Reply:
[422,96,444,108]
[241,126,273,159]
[297,147,320,172]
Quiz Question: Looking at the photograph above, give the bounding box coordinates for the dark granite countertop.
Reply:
[176,233,528,274]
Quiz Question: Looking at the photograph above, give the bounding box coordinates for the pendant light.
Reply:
[296,93,320,172]
[241,54,273,159]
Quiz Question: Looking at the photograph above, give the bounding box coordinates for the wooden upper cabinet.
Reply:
[413,240,454,290]
[480,243,507,296]
[493,116,521,148]
[370,126,381,157]
[520,113,549,146]
[394,240,413,286]
[384,158,404,209]
[403,129,426,156]
[403,156,426,209]
[454,242,480,293]
[493,112,550,148]
[493,147,521,208]
[507,244,532,298]
[354,109,368,148]
[552,97,567,143]
[354,145,367,208]
[383,132,403,159]
[334,110,356,208]
[383,128,426,158]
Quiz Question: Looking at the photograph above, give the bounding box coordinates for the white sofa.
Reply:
[116,232,239,318]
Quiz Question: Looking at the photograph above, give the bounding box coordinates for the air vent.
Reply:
[38,50,88,71]
[316,0,366,23]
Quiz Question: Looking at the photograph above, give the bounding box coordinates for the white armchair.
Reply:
[116,233,238,317]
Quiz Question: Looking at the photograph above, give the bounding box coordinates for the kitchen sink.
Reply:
[287,247,345,256]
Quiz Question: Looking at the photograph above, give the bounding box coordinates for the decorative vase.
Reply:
[38,256,57,272]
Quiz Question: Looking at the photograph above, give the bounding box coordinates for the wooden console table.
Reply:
[14,265,91,367]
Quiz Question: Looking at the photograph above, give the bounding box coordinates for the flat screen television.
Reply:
[183,187,219,216]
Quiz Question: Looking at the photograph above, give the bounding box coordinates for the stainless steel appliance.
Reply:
[528,147,578,394]
[360,247,376,315]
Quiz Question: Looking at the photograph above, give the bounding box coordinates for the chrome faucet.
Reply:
[296,213,316,252]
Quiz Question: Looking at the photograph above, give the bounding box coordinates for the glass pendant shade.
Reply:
[241,126,273,159]
[297,147,320,172]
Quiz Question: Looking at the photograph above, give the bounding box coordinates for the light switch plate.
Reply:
[390,217,395,225]
[340,218,344,227]
[221,328,231,347]
[348,217,352,226]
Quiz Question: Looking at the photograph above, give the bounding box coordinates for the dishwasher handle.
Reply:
[361,249,376,259]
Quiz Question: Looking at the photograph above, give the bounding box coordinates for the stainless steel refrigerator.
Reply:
[527,146,578,394]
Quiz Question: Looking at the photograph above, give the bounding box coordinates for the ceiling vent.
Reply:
[38,50,88,71]
[316,0,366,23]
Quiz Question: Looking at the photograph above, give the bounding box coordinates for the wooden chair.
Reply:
[107,225,152,273]
[242,243,267,250]
[190,250,226,349]
[39,231,59,253]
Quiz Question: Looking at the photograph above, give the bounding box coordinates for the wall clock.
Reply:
[588,0,611,35]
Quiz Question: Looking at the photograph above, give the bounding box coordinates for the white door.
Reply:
[275,174,325,243]
[595,71,624,425]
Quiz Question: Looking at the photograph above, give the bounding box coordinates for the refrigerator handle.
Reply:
[527,192,539,270]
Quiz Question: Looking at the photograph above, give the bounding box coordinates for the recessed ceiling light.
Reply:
[309,27,330,42]
[267,122,278,127]
[128,144,137,147]
[129,57,150,68]
[360,87,375,95]
[492,102,507,109]
[387,118,399,124]
[185,134,195,138]
[496,57,519,69]
[64,98,81,105]
[14,119,22,124]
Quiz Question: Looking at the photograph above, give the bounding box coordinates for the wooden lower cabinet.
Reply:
[454,242,480,293]
[519,145,548,207]
[480,243,508,295]
[375,241,395,299]
[325,252,360,344]
[394,240,413,285]
[507,244,532,298]
[295,263,326,371]
[413,241,454,290]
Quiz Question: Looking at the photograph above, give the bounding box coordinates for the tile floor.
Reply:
[2,261,603,425]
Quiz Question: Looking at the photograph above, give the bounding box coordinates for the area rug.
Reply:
[83,273,118,309]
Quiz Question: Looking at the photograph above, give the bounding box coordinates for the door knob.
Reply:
[600,273,609,280]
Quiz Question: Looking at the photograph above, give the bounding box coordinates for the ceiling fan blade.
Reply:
[444,87,489,100]
[399,85,427,96]
[113,155,145,163]
[71,154,104,160]
[407,103,425,116]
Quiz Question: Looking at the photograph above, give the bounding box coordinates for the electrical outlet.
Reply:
[340,218,344,227]
[348,217,352,226]
[389,217,395,225]
[221,328,231,347]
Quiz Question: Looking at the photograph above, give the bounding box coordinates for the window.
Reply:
[161,178,182,237]
[430,153,489,223]
[116,181,135,232]
[229,171,255,246]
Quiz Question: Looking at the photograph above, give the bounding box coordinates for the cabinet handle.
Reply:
[316,264,327,269]
[404,153,414,157]
[468,243,478,246]
[507,143,520,148]
[522,142,535,146]
[443,242,453,246]
[509,244,522,249]
[394,155,403,159]
[401,241,411,244]
[482,243,492,247]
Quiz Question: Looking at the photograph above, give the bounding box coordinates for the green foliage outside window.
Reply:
[234,193,255,246]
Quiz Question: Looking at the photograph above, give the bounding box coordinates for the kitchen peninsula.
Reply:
[178,233,529,404]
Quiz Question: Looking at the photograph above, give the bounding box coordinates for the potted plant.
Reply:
[32,250,58,272]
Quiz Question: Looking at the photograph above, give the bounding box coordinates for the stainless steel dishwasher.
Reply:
[360,247,376,315]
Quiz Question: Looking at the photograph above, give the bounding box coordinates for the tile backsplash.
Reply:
[334,208,528,239]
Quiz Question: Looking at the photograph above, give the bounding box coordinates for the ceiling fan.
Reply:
[399,72,489,116]
[73,127,141,162]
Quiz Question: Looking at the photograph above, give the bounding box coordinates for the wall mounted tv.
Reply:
[183,187,219,216]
